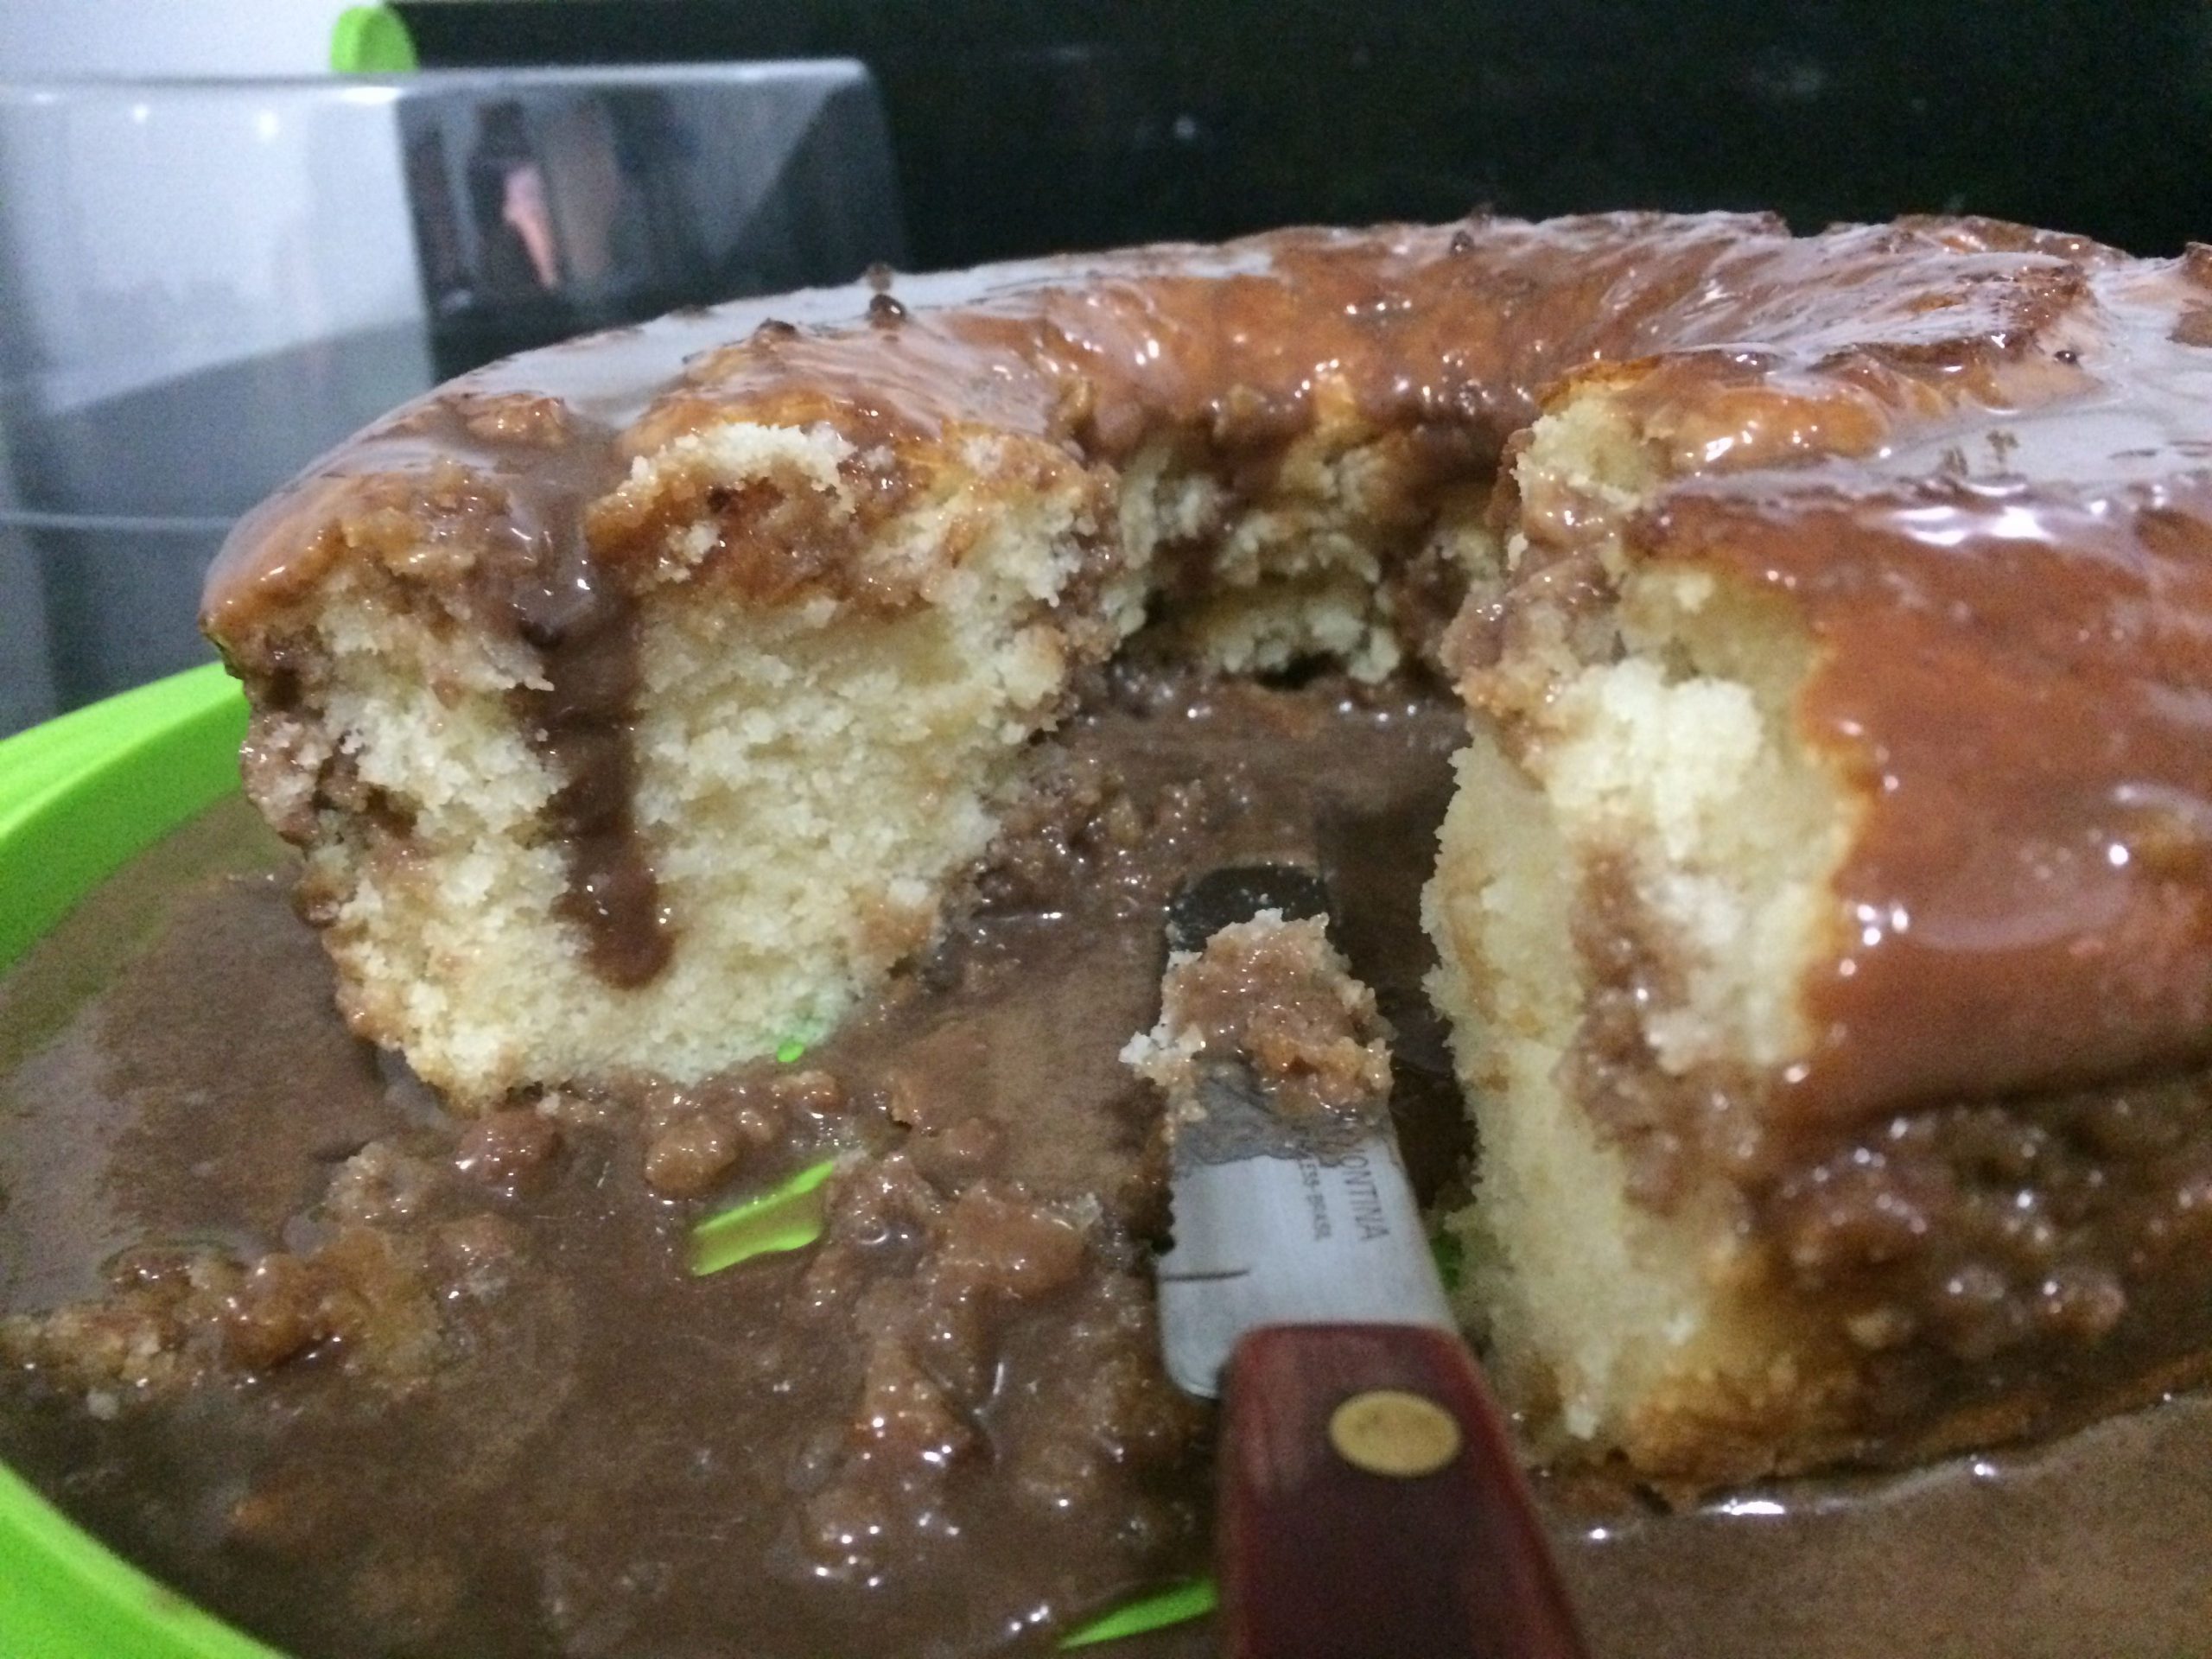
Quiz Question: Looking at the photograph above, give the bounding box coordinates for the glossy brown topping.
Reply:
[207,212,2120,623]
[206,212,2212,1125]
[1638,251,2212,1124]
[3,677,1468,1658]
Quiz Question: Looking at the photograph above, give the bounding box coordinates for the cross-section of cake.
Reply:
[204,213,2212,1484]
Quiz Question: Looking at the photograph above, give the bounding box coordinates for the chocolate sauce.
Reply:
[506,527,671,988]
[418,395,677,988]
[226,392,674,988]
[7,686,2211,1657]
[0,677,1460,1658]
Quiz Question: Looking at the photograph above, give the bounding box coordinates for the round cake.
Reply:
[202,212,2212,1485]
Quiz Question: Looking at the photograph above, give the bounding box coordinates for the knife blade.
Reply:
[1151,864,1588,1659]
[1154,864,1458,1396]
[1154,1034,1459,1398]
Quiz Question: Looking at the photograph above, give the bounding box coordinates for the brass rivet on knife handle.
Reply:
[1220,1325,1592,1659]
[1328,1389,1464,1478]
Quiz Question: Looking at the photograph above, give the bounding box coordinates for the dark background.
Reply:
[397,0,2212,267]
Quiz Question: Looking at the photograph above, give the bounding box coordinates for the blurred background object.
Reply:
[3,0,2207,734]
[0,16,899,734]
[390,0,2212,269]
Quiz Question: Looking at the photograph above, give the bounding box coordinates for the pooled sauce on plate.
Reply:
[3,674,2209,1659]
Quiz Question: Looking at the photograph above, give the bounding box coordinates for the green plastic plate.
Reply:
[0,664,1210,1656]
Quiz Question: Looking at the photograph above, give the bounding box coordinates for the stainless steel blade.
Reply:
[1156,1056,1457,1399]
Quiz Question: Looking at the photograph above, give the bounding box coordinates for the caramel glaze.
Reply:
[207,212,2212,1139]
[1611,226,2212,1128]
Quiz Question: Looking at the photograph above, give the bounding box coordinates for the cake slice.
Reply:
[1424,352,2212,1482]
[213,402,1140,1102]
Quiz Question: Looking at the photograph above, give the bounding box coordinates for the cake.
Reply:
[202,213,2212,1486]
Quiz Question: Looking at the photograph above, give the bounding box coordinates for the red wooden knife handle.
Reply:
[1217,1324,1588,1659]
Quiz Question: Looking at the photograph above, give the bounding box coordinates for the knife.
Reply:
[1154,866,1588,1659]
